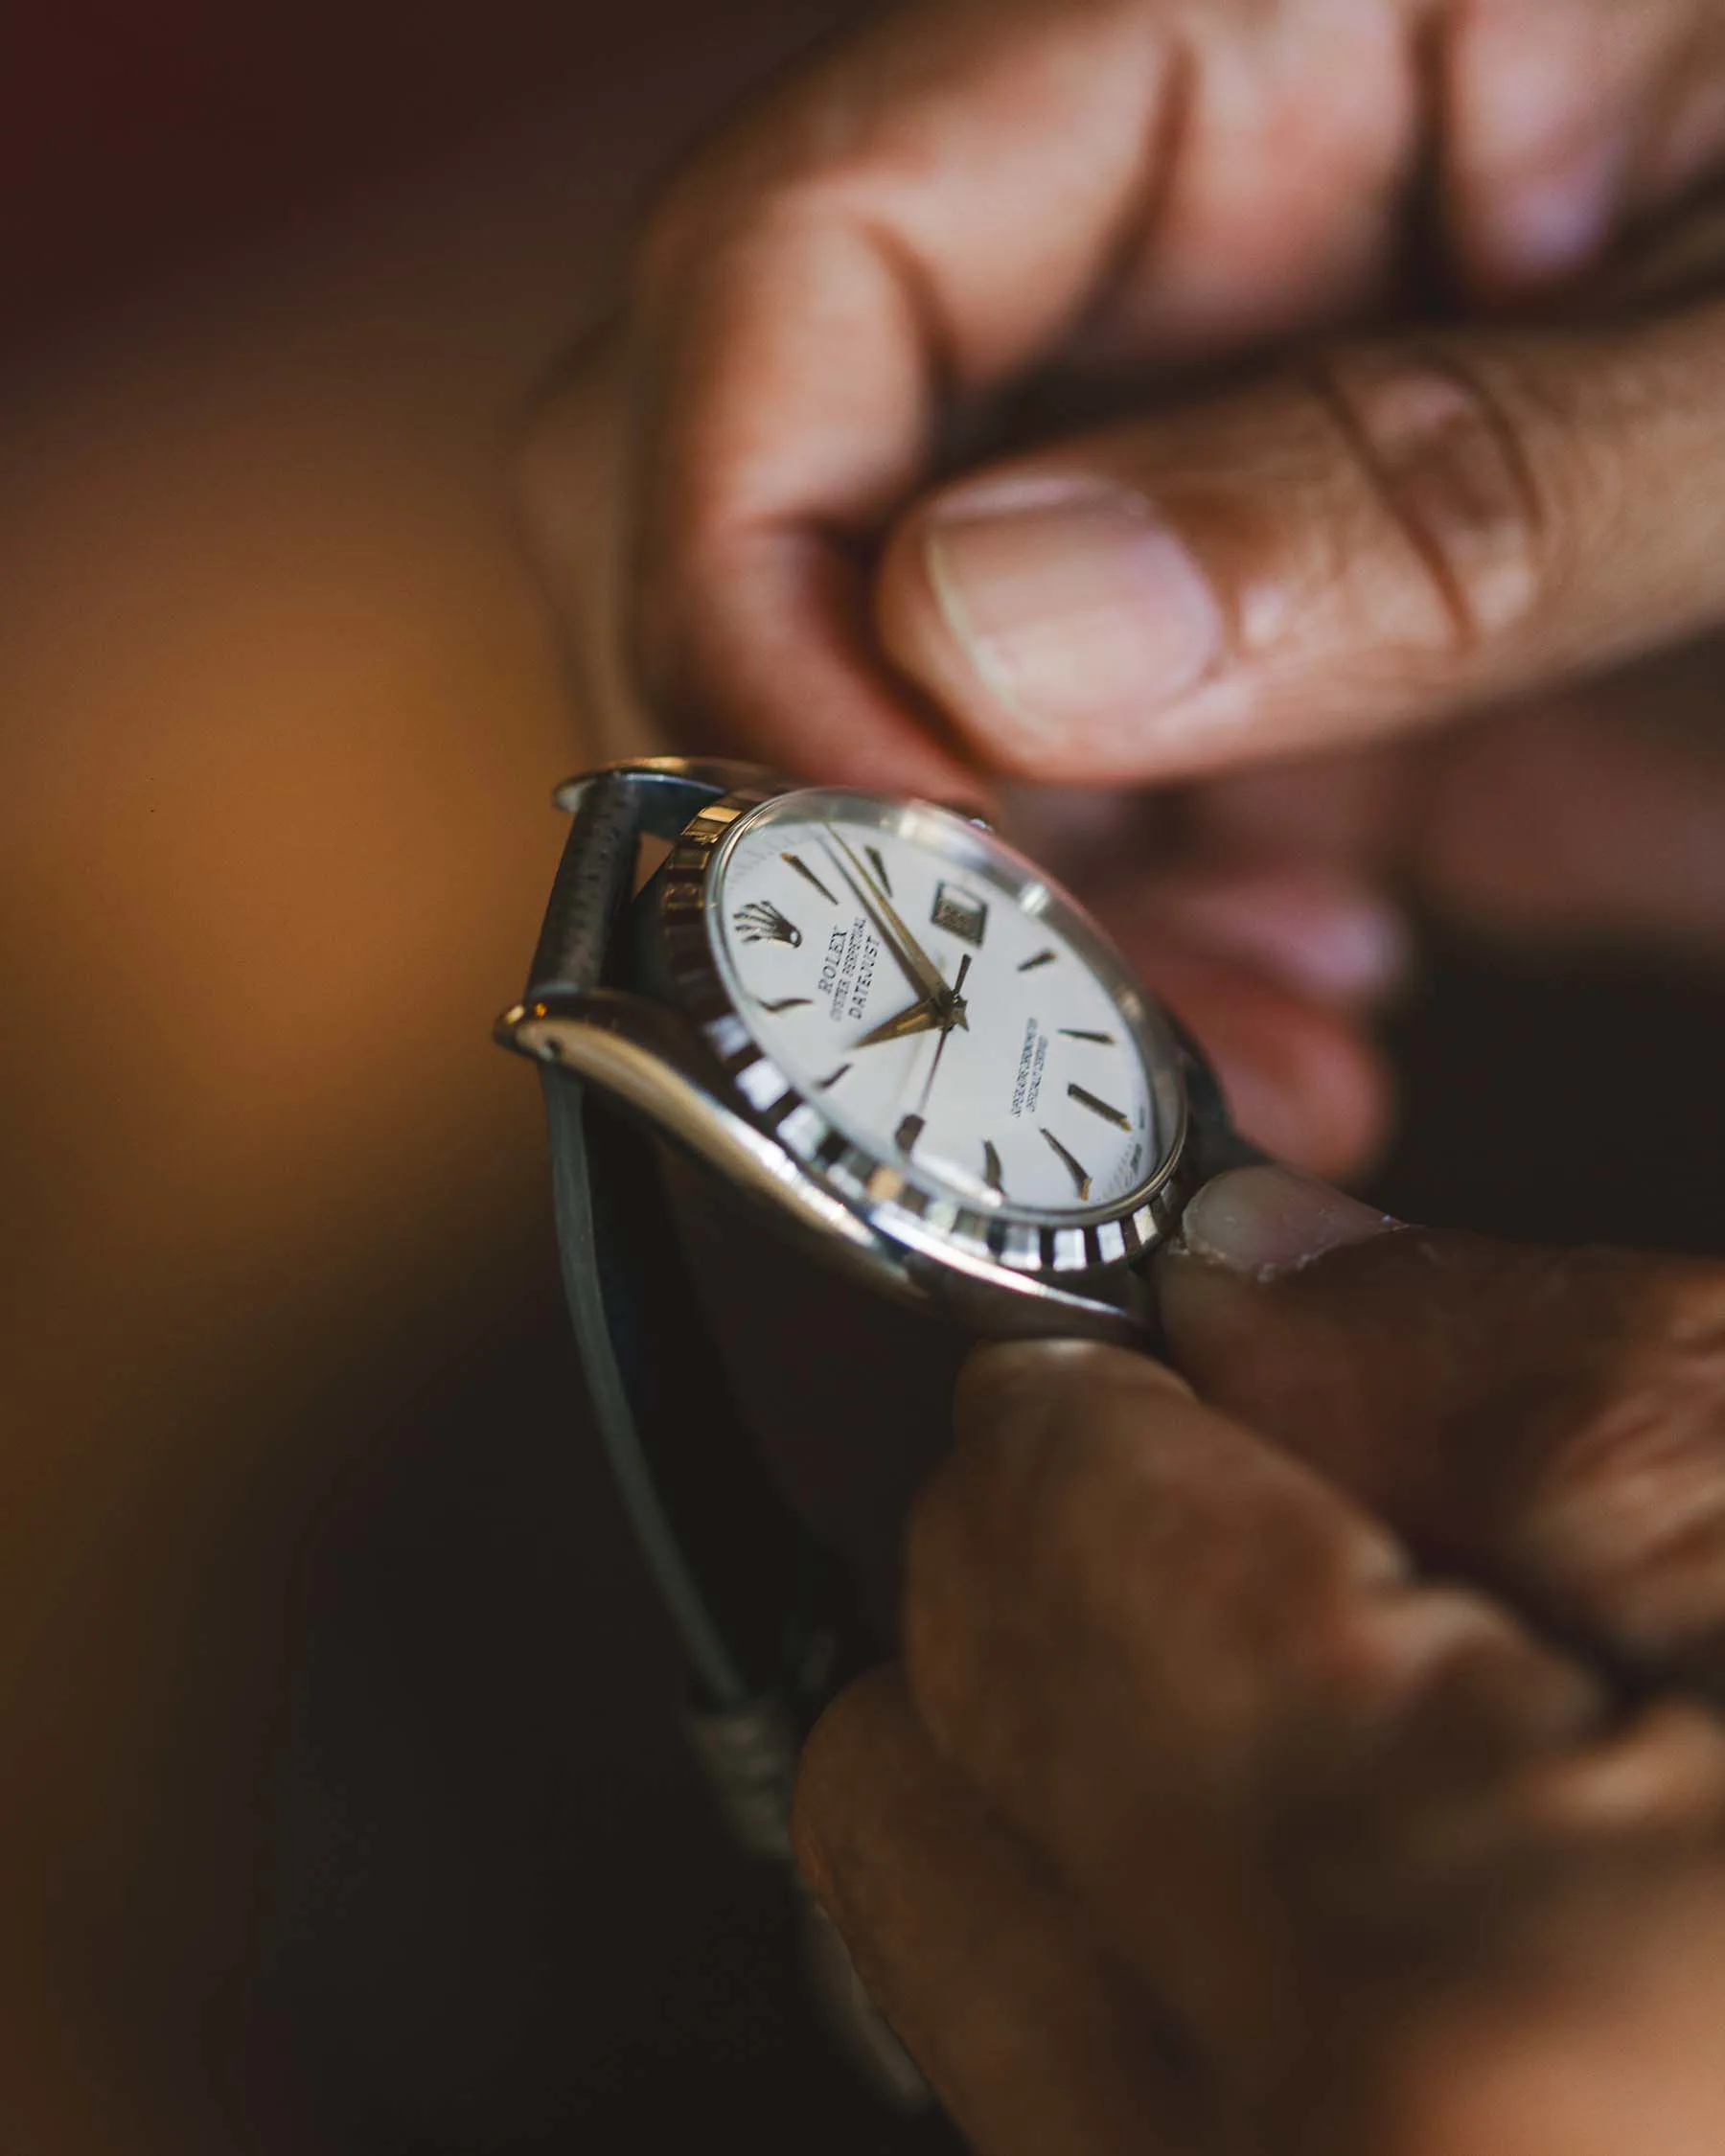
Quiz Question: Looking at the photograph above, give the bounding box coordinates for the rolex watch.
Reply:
[495,756,1256,1866]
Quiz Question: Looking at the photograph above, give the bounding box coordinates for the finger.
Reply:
[518,0,1725,790]
[1098,860,1413,1010]
[1438,0,1725,292]
[1000,790,1406,1177]
[575,0,1725,790]
[904,1342,1725,2122]
[1159,1167,1725,1696]
[876,295,1725,786]
[1104,666,1725,967]
[794,1667,1201,2156]
[616,0,1200,790]
[1106,945,1394,1179]
[999,781,1414,1005]
[991,790,1401,1174]
[1410,684,1725,957]
[1177,740,1420,875]
[619,0,1437,785]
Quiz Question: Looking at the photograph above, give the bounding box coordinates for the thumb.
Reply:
[1157,1167,1725,1697]
[876,301,1725,783]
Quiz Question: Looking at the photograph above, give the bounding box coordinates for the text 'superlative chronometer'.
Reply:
[495,758,1256,1866]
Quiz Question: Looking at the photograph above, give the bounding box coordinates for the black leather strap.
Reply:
[529,769,861,1742]
[527,766,726,997]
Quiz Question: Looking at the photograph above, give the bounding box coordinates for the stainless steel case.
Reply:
[498,761,1204,1347]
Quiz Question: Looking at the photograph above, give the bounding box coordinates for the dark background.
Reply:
[5,2,695,346]
[7,7,1722,2151]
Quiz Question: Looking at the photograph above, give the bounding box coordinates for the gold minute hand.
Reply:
[820,831,952,1009]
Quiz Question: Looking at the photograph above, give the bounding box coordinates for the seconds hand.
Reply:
[895,953,971,1154]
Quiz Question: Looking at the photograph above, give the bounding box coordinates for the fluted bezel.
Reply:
[655,784,1191,1280]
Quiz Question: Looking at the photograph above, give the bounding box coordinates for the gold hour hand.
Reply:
[854,995,950,1049]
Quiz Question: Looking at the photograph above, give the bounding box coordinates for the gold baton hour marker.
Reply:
[982,1139,1004,1194]
[1040,1127,1092,1200]
[1068,1082,1131,1131]
[782,852,839,905]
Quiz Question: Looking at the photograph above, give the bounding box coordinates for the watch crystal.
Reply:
[705,791,1179,1227]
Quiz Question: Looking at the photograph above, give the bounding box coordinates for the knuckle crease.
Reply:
[1302,344,1548,652]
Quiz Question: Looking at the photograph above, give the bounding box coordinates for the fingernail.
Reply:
[1489,133,1627,286]
[1175,1165,1397,1278]
[924,479,1225,746]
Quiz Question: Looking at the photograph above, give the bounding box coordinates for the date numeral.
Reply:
[932,881,988,948]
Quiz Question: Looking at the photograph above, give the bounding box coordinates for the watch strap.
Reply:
[527,768,860,1764]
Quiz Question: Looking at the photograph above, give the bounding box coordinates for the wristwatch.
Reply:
[496,752,1256,1826]
[496,756,1256,2104]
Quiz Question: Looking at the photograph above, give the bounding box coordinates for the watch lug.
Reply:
[496,987,920,1290]
[909,1255,1153,1347]
[498,989,1177,1351]
[551,757,788,838]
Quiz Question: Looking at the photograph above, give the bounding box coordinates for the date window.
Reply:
[931,880,988,948]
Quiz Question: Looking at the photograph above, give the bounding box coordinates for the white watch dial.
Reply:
[707,791,1175,1225]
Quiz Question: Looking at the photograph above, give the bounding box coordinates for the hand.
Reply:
[794,1165,1725,2154]
[820,828,958,1015]
[904,951,972,1123]
[518,0,1725,1180]
[854,991,960,1050]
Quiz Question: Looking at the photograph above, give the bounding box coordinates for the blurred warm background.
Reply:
[2,6,924,2150]
[2,5,1721,2153]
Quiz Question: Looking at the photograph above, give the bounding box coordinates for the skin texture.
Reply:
[794,1172,1725,2154]
[23,3,1713,2145]
[519,0,1725,1179]
[510,20,1725,2132]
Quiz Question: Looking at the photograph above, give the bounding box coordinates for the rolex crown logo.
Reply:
[734,898,802,949]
